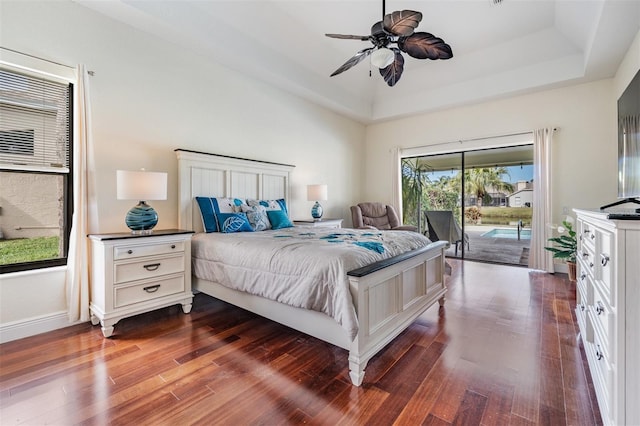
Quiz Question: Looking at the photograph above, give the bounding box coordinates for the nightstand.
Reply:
[293,219,343,229]
[88,229,194,337]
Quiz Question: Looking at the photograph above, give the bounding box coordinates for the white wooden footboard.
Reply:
[346,240,448,385]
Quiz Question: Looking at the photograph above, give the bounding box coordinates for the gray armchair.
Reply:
[350,202,417,232]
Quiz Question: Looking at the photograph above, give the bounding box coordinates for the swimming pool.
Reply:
[481,228,531,239]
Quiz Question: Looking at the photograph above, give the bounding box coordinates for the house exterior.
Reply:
[0,1,639,348]
[508,181,534,208]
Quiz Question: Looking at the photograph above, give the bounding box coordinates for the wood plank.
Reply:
[0,261,602,424]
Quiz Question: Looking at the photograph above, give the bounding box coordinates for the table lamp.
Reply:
[307,184,327,220]
[117,169,167,233]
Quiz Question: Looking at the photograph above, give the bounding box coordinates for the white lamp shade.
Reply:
[370,47,395,69]
[307,184,328,201]
[117,170,167,201]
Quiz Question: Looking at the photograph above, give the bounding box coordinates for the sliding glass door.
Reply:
[402,144,534,266]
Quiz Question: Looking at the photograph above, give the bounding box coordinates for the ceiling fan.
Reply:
[326,0,453,86]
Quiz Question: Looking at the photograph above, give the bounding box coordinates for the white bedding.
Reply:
[191,227,433,340]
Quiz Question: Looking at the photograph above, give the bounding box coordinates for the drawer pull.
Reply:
[580,273,586,281]
[127,249,133,255]
[596,345,604,361]
[590,233,595,240]
[589,262,594,268]
[143,263,161,271]
[595,301,605,315]
[600,254,610,267]
[143,284,161,293]
[582,251,589,258]
[579,304,585,312]
[171,244,176,249]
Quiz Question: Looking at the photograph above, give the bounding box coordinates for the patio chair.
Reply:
[424,210,470,256]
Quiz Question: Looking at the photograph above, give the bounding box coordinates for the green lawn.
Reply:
[0,237,60,265]
[476,206,533,226]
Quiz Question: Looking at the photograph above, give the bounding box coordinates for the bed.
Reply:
[176,149,448,386]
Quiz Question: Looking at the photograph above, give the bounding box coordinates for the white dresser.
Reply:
[573,209,640,426]
[88,229,194,337]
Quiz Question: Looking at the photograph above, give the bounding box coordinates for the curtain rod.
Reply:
[0,47,95,75]
[427,128,558,149]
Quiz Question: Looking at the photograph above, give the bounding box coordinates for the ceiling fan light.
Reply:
[370,47,395,69]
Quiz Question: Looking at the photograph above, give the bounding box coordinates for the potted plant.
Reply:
[545,217,577,281]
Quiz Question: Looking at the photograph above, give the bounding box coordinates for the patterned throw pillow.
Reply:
[212,197,244,214]
[216,213,254,233]
[267,209,293,230]
[247,198,288,214]
[195,197,244,233]
[240,204,270,231]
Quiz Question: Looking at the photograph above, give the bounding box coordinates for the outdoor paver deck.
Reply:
[439,225,531,266]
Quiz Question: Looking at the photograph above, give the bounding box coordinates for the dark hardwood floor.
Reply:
[0,260,601,425]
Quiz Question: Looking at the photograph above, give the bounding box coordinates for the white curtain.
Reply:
[529,128,554,272]
[392,147,403,220]
[65,65,93,322]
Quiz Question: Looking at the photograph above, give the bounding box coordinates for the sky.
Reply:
[426,164,534,184]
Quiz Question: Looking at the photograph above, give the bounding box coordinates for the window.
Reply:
[0,67,73,273]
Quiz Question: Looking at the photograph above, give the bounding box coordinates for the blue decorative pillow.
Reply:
[195,197,220,233]
[267,210,293,230]
[240,204,270,231]
[216,213,254,233]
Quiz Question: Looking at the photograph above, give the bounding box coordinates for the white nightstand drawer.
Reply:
[293,219,343,229]
[114,275,185,308]
[114,254,185,284]
[114,241,185,260]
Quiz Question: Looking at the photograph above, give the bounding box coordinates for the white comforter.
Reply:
[191,227,433,340]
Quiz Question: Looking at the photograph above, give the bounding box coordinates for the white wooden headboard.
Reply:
[175,149,295,232]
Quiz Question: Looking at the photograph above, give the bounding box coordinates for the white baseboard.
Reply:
[0,311,83,344]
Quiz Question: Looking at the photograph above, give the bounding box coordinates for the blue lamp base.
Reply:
[311,201,323,220]
[125,201,158,234]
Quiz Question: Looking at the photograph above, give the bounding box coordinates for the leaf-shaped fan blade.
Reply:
[383,10,422,37]
[398,32,453,60]
[330,48,373,77]
[379,49,405,87]
[325,34,370,41]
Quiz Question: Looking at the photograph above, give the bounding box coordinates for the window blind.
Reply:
[0,68,71,172]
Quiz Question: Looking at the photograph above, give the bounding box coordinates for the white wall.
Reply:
[364,79,617,227]
[0,1,365,341]
[614,30,640,99]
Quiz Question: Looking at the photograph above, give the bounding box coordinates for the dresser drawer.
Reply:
[576,302,588,340]
[587,330,614,424]
[596,230,614,305]
[114,241,185,260]
[578,244,596,277]
[590,286,613,358]
[114,274,185,308]
[579,221,596,256]
[114,254,185,284]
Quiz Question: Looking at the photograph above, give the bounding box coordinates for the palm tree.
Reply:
[401,158,432,230]
[459,167,514,208]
